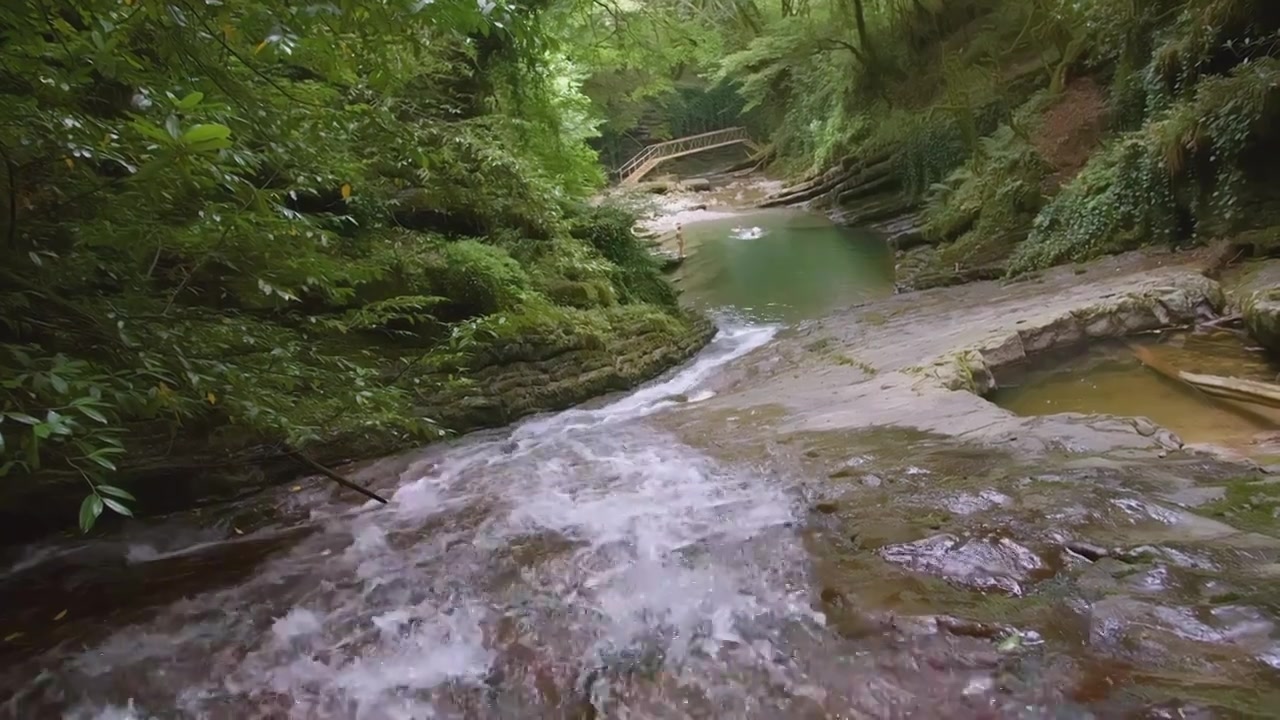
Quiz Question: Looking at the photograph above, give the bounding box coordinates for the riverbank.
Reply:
[602,174,785,256]
[8,228,1280,715]
[0,202,716,544]
[648,247,1280,715]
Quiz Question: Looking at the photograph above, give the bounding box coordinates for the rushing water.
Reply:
[4,326,801,717]
[673,209,895,322]
[3,320,1032,719]
[12,213,1261,717]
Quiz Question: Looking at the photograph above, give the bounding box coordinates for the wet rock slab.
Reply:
[1087,596,1280,669]
[697,251,1233,458]
[878,533,1048,596]
[661,249,1280,716]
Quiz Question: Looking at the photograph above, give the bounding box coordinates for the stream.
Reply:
[8,324,814,718]
[672,209,895,322]
[5,216,1280,718]
[0,215,928,719]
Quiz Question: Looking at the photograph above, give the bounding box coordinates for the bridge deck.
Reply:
[617,127,758,184]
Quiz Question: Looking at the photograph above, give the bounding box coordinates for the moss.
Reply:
[545,279,617,309]
[429,240,531,319]
[1200,477,1280,536]
[833,354,877,375]
[420,304,714,431]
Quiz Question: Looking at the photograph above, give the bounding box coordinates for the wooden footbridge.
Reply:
[616,127,760,185]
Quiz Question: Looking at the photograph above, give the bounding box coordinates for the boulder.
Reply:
[635,181,671,195]
[1224,258,1280,354]
[1243,288,1280,353]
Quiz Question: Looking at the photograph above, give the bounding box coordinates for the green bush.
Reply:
[0,0,686,532]
[432,241,531,319]
[1008,135,1176,273]
[1009,57,1280,273]
[924,126,1050,268]
[568,204,679,308]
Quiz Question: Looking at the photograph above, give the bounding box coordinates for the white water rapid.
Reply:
[8,323,868,719]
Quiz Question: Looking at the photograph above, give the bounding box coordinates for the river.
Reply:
[8,216,1276,717]
[673,209,895,322]
[1,214,949,718]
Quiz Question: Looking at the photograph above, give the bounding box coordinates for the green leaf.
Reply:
[87,453,117,471]
[188,138,233,153]
[49,374,68,394]
[131,153,174,181]
[175,91,205,109]
[33,424,51,439]
[131,119,172,143]
[181,123,232,144]
[997,634,1023,652]
[6,412,39,425]
[101,497,133,517]
[78,405,108,424]
[26,432,39,469]
[78,494,104,533]
[96,484,136,501]
[165,114,181,139]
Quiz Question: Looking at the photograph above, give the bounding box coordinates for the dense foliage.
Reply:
[7,0,1280,533]
[0,0,696,531]
[582,0,1280,278]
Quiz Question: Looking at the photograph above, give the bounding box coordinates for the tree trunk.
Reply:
[1131,344,1280,411]
[851,0,874,63]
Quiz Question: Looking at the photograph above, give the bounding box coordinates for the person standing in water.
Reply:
[676,223,686,259]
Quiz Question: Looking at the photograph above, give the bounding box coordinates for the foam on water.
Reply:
[6,322,826,719]
[514,320,777,437]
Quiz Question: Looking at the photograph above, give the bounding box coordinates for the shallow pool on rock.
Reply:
[673,209,895,322]
[989,329,1280,452]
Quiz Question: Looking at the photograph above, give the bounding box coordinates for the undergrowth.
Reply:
[0,0,700,532]
[666,0,1280,277]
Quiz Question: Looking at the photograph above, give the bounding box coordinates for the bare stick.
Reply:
[288,451,388,504]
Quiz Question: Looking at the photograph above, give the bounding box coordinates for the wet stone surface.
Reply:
[878,533,1050,596]
[10,250,1280,717]
[800,435,1280,716]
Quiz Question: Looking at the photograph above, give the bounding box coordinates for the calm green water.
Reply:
[673,209,895,322]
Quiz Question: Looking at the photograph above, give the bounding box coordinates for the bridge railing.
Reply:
[616,127,752,184]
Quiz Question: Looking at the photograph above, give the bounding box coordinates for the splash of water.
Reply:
[8,322,840,719]
[730,226,766,240]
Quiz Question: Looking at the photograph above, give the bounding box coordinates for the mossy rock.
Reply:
[1200,476,1280,537]
[546,279,617,309]
[1243,288,1280,354]
[420,306,715,432]
[428,240,530,319]
[391,188,489,237]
